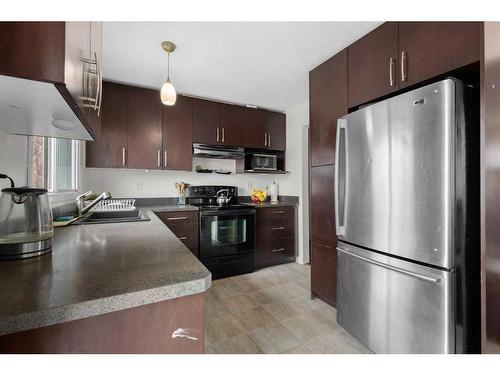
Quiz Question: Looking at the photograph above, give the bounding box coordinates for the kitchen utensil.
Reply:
[0,174,53,259]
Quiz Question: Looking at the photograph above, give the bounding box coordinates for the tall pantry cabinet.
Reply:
[309,49,348,307]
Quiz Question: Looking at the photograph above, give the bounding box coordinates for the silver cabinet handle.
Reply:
[122,147,126,166]
[272,210,285,214]
[268,133,271,148]
[272,248,285,252]
[335,119,347,236]
[264,132,267,147]
[157,149,161,167]
[271,226,285,231]
[216,126,220,142]
[178,236,187,240]
[222,127,225,142]
[337,247,441,284]
[389,57,395,87]
[164,150,168,168]
[167,216,187,221]
[401,51,407,82]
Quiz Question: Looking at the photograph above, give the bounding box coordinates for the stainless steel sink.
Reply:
[73,210,150,225]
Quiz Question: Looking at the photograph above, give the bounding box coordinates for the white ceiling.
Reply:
[102,22,382,112]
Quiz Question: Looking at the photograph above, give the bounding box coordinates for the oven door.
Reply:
[199,209,255,259]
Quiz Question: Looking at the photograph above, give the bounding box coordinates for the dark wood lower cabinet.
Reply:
[310,243,337,307]
[155,211,199,257]
[310,164,337,307]
[255,206,296,268]
[0,293,205,354]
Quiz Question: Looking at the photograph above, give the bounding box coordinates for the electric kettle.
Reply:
[0,174,53,260]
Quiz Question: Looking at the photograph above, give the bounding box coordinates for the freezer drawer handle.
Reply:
[337,247,441,284]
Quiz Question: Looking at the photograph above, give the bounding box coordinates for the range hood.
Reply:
[193,143,245,159]
[0,75,94,141]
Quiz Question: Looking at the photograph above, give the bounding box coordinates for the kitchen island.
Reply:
[0,206,210,353]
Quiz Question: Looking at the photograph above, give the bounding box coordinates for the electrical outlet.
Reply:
[137,182,143,192]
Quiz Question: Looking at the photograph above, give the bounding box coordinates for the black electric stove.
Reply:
[188,185,256,279]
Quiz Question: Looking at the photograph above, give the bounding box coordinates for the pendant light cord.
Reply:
[167,52,170,81]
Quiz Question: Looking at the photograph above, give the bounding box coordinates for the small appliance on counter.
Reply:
[0,174,53,260]
[188,185,256,279]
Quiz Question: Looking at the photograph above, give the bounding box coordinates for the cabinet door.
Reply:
[311,243,337,306]
[87,22,103,139]
[162,95,193,171]
[310,49,347,166]
[127,86,163,169]
[219,103,245,146]
[86,81,127,168]
[244,108,267,148]
[347,22,399,108]
[192,98,220,144]
[398,22,481,88]
[310,164,336,246]
[0,22,66,83]
[310,164,337,305]
[266,111,286,151]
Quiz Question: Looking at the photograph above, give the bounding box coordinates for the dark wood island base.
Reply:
[0,292,205,354]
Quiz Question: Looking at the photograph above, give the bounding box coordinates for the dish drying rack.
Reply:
[91,199,136,212]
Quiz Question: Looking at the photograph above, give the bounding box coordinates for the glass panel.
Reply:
[210,217,247,246]
[30,136,45,188]
[55,138,73,190]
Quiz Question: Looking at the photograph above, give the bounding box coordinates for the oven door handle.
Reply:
[200,209,255,216]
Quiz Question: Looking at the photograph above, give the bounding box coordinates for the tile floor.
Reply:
[204,262,372,354]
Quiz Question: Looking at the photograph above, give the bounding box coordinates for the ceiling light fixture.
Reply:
[160,41,177,106]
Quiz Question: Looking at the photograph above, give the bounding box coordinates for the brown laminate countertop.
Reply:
[0,206,210,336]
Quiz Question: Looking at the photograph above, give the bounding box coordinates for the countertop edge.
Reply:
[0,272,211,336]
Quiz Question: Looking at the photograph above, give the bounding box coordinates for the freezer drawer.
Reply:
[337,242,454,354]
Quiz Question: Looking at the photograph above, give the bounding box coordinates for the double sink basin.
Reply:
[73,209,150,225]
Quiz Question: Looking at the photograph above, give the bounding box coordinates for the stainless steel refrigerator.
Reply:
[335,78,480,354]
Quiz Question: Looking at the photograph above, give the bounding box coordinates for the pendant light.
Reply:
[160,41,177,106]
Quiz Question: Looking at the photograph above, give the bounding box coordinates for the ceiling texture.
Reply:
[103,22,382,112]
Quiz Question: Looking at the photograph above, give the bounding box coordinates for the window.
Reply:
[29,136,80,193]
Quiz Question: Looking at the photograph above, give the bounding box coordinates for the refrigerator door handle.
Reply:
[335,119,347,236]
[337,247,442,284]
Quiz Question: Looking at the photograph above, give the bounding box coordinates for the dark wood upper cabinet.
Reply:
[266,111,286,151]
[86,81,127,168]
[244,108,268,149]
[0,22,66,83]
[162,95,193,171]
[220,103,245,146]
[126,86,163,170]
[310,49,348,166]
[0,22,103,137]
[398,22,481,88]
[192,98,220,144]
[348,22,399,108]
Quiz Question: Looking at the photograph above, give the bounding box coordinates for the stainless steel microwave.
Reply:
[251,154,278,171]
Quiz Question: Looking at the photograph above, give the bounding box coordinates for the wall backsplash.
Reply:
[81,157,288,198]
